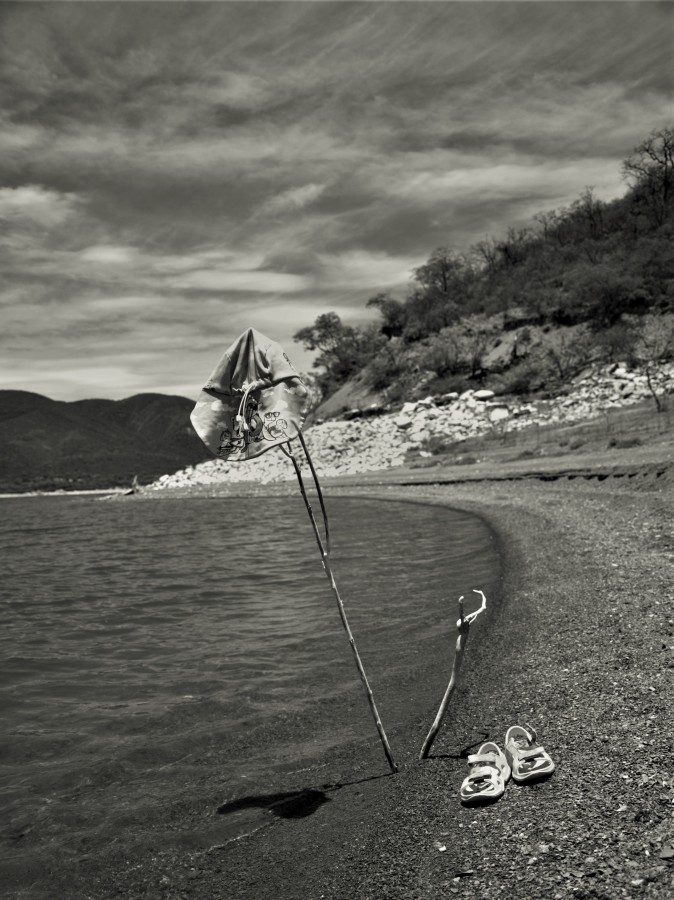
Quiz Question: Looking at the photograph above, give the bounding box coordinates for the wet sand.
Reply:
[4,464,674,899]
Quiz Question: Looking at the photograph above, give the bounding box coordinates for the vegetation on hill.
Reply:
[294,127,674,407]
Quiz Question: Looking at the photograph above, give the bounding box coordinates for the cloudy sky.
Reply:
[1,1,671,401]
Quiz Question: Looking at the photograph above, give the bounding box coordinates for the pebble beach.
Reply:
[200,474,673,899]
[3,446,673,899]
[63,460,674,897]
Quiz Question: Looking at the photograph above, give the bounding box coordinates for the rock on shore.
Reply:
[147,363,673,491]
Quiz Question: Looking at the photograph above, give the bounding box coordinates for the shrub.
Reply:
[498,361,548,395]
[608,436,643,449]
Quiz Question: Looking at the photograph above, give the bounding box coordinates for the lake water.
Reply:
[0,492,501,895]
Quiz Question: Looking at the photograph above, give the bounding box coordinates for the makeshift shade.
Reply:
[190,328,309,462]
[191,328,398,774]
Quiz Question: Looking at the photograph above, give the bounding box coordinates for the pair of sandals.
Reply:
[460,724,555,805]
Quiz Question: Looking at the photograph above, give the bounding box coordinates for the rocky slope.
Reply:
[148,362,673,490]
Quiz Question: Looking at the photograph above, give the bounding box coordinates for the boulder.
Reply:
[436,392,459,405]
[416,396,436,409]
[408,429,430,444]
[488,406,510,423]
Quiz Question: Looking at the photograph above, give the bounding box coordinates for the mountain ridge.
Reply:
[0,391,210,493]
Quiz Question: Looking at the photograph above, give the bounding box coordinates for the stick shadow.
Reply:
[217,771,391,821]
[218,788,330,820]
[424,730,491,760]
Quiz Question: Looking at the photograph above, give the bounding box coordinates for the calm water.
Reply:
[0,493,500,882]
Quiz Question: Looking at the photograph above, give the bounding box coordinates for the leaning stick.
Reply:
[419,590,487,760]
[286,445,398,774]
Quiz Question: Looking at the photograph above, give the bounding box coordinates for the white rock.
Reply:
[408,429,430,443]
[474,389,495,401]
[416,396,436,409]
[488,406,510,422]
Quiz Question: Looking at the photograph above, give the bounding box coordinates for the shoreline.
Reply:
[70,473,674,898]
[228,475,673,900]
[0,488,128,499]
[4,471,672,898]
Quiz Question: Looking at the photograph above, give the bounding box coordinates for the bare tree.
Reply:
[629,315,674,412]
[496,226,533,267]
[622,127,674,227]
[533,209,560,241]
[462,315,491,378]
[475,236,499,268]
[546,330,591,381]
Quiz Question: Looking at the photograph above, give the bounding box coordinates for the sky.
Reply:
[1,1,672,401]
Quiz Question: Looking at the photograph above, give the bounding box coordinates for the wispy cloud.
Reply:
[0,1,671,399]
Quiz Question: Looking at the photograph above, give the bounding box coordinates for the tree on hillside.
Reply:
[622,127,674,227]
[293,312,380,392]
[475,235,500,268]
[546,330,592,382]
[627,314,674,412]
[594,321,639,365]
[422,315,493,381]
[495,227,534,268]
[563,263,649,326]
[362,340,415,398]
[403,248,475,338]
[533,210,561,242]
[366,292,407,338]
[461,315,493,379]
[289,126,674,408]
[560,187,607,249]
[413,247,461,295]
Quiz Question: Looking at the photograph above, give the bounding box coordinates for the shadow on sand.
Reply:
[217,771,394,821]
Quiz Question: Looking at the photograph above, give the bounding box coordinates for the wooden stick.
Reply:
[419,590,487,760]
[287,445,398,774]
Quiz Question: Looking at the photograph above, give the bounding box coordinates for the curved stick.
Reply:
[419,590,486,760]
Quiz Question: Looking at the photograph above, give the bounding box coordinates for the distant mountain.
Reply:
[0,391,212,493]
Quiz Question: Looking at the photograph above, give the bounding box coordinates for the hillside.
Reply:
[295,127,674,417]
[145,357,674,493]
[0,391,210,493]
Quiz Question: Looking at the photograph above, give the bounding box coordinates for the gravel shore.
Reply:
[94,465,673,900]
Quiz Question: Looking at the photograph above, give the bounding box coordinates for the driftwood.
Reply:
[419,590,487,760]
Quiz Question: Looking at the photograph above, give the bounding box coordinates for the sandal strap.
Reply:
[523,724,537,743]
[466,767,498,782]
[467,752,498,766]
[519,746,547,760]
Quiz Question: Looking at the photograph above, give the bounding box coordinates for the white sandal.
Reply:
[505,724,555,783]
[459,742,511,805]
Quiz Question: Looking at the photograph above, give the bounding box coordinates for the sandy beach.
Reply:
[3,458,673,899]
